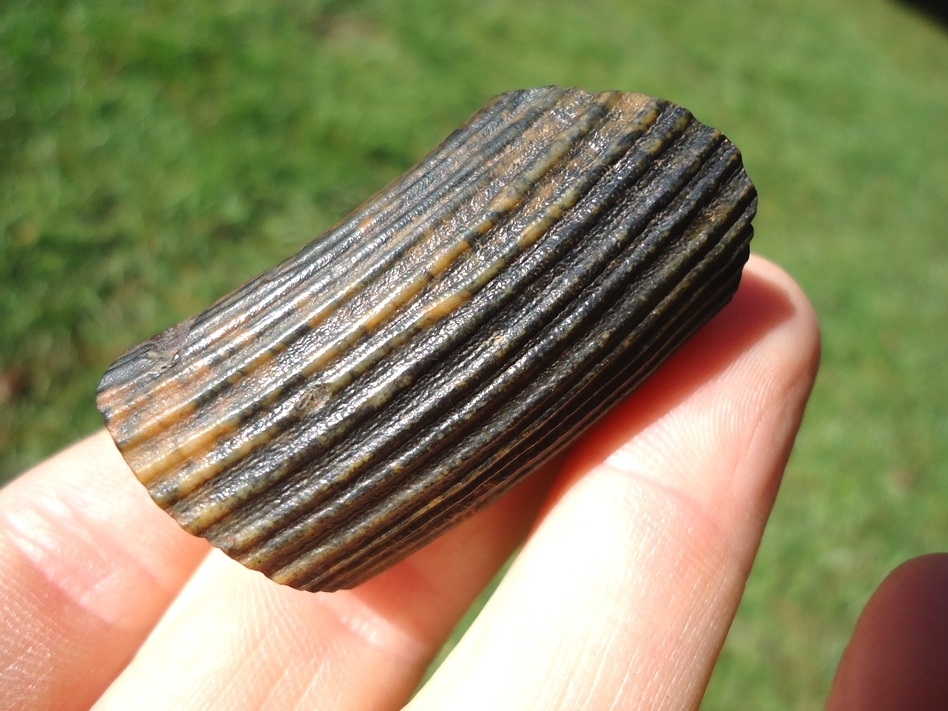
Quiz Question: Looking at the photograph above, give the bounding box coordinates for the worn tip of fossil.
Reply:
[96,86,756,592]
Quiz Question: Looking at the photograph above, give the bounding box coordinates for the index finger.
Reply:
[0,431,210,710]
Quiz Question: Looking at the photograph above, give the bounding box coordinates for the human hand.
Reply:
[0,256,842,709]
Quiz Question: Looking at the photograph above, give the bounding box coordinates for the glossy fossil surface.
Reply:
[97,86,757,592]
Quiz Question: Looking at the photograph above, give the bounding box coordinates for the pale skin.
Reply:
[0,256,944,709]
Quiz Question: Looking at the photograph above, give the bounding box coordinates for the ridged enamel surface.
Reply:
[97,86,757,592]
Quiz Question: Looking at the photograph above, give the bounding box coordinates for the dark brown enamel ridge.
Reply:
[97,86,757,592]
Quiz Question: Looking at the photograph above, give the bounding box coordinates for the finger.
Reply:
[93,451,554,711]
[825,553,948,711]
[410,255,821,710]
[0,431,209,711]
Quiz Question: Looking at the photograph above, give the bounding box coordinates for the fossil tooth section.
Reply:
[97,86,757,592]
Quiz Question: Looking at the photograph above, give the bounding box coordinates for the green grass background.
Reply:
[2,0,946,706]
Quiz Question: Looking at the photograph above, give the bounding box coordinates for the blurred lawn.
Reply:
[1,0,946,707]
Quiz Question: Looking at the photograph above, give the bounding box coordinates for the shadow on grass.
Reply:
[898,0,948,28]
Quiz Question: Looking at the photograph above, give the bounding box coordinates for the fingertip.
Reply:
[0,431,208,710]
[557,253,820,529]
[827,554,948,711]
[742,254,821,374]
[1,431,208,625]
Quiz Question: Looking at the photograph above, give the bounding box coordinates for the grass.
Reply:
[2,0,946,707]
